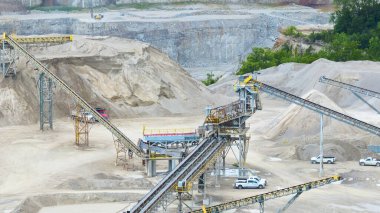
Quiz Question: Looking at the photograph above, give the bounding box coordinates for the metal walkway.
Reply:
[190,176,341,213]
[319,76,380,99]
[4,35,143,157]
[242,79,380,136]
[129,133,226,212]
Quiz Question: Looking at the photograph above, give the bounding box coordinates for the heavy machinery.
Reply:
[128,76,380,213]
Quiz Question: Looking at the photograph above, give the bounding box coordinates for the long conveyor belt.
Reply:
[249,80,380,136]
[190,176,341,213]
[130,134,226,213]
[4,35,143,156]
[1,33,73,44]
[319,76,380,99]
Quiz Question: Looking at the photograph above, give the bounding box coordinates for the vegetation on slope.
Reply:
[238,0,380,75]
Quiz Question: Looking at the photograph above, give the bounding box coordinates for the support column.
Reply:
[202,172,209,206]
[168,159,176,172]
[39,72,53,130]
[147,160,156,177]
[178,192,183,213]
[238,135,244,177]
[319,114,324,177]
[198,173,205,193]
[215,157,221,188]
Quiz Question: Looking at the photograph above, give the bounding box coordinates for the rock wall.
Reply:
[18,0,333,7]
[0,11,329,69]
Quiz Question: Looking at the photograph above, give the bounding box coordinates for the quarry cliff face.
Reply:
[18,0,332,7]
[0,9,329,70]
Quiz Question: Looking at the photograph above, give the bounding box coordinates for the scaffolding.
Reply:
[74,105,90,147]
[0,39,17,78]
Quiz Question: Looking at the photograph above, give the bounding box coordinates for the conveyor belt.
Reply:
[1,33,72,44]
[190,176,341,213]
[4,35,143,156]
[319,76,380,99]
[130,133,226,213]
[248,79,380,136]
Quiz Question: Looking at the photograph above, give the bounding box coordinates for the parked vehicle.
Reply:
[95,107,109,120]
[311,155,336,164]
[234,176,266,189]
[71,110,96,123]
[359,157,380,166]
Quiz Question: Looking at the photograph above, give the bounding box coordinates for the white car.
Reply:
[234,176,266,189]
[359,157,380,166]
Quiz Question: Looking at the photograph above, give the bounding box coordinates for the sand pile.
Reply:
[257,59,380,111]
[0,36,230,126]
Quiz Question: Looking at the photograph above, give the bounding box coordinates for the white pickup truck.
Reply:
[359,157,380,166]
[311,155,336,164]
[234,176,267,189]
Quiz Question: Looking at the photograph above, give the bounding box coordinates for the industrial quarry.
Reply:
[0,1,379,213]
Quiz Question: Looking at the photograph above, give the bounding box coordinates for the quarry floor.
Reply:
[0,99,379,213]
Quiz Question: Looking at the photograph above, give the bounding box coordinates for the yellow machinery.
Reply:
[94,14,104,20]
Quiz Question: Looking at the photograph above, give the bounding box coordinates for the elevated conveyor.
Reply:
[319,76,380,99]
[4,35,143,157]
[129,133,227,212]
[190,176,342,213]
[1,33,73,44]
[241,78,380,136]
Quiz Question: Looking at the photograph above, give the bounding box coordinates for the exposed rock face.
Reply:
[0,9,329,72]
[19,0,333,7]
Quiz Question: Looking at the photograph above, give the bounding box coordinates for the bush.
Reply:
[283,26,303,38]
[202,72,220,86]
[237,1,380,75]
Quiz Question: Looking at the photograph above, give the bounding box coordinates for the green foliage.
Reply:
[202,72,220,86]
[283,26,303,38]
[306,30,334,43]
[237,1,380,75]
[28,5,81,12]
[331,0,380,34]
[369,36,380,59]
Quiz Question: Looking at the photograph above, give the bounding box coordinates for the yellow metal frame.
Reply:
[175,182,192,193]
[191,175,342,213]
[143,125,195,135]
[74,105,90,147]
[1,32,73,44]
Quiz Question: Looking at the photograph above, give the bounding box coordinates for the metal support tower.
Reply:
[38,72,53,130]
[74,105,90,147]
[0,40,17,78]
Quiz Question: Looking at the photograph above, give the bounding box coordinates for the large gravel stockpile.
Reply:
[0,36,229,126]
